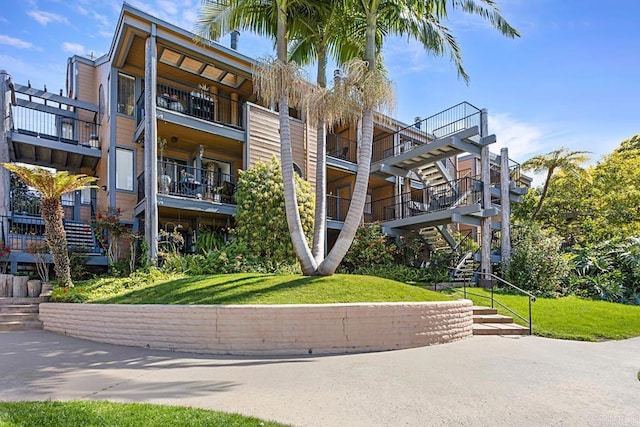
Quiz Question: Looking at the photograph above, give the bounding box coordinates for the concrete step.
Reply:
[0,297,45,305]
[0,313,40,322]
[473,314,514,324]
[0,304,39,314]
[472,306,498,315]
[0,320,43,331]
[473,323,529,335]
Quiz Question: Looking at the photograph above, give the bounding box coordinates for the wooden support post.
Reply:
[144,27,159,265]
[230,92,238,126]
[480,109,492,280]
[0,71,11,244]
[500,147,511,266]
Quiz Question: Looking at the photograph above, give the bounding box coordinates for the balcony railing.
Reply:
[10,105,100,149]
[157,161,237,204]
[137,80,244,129]
[372,102,481,163]
[327,134,357,163]
[10,195,74,219]
[369,176,483,222]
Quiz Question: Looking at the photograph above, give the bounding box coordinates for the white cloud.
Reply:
[488,112,547,163]
[75,6,89,16]
[0,34,37,49]
[62,42,86,55]
[27,9,69,25]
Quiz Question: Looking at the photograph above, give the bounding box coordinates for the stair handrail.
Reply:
[447,267,536,335]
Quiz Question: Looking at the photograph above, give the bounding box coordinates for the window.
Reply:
[364,194,372,215]
[292,162,303,178]
[117,73,135,116]
[116,148,134,191]
[81,187,91,204]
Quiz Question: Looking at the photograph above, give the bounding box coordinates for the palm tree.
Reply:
[197,0,519,275]
[521,148,590,220]
[2,163,96,288]
[316,0,520,275]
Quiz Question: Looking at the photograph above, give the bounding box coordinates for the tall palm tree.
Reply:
[316,0,520,275]
[522,148,590,220]
[2,164,96,288]
[197,0,519,275]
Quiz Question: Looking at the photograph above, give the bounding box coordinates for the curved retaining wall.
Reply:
[39,300,474,356]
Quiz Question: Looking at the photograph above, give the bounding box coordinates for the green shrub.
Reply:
[51,286,88,303]
[341,223,397,272]
[234,157,314,265]
[503,222,571,296]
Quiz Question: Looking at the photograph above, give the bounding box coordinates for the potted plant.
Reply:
[157,137,171,193]
[213,186,222,202]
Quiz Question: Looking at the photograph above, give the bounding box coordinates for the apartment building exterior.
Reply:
[0,3,527,277]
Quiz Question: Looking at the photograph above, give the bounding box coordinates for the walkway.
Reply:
[1,331,639,426]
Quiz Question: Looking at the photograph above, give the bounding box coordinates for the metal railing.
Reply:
[137,172,145,203]
[326,195,351,221]
[157,161,237,203]
[327,134,357,163]
[10,105,100,149]
[10,195,74,219]
[157,79,244,129]
[448,268,536,335]
[370,176,482,222]
[372,102,481,163]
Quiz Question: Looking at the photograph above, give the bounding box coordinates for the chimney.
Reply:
[231,30,240,50]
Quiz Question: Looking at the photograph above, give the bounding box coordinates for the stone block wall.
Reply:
[39,300,473,355]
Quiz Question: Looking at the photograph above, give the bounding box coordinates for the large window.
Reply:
[117,73,135,116]
[116,148,134,191]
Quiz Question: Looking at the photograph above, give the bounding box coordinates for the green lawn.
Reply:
[0,401,289,427]
[456,287,640,341]
[81,273,453,305]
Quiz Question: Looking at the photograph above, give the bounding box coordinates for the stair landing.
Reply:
[472,306,529,336]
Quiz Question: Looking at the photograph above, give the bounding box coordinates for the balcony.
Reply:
[136,79,244,130]
[9,102,101,170]
[137,161,237,207]
[372,102,481,163]
[327,134,357,163]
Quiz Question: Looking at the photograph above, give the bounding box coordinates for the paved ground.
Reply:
[1,331,639,426]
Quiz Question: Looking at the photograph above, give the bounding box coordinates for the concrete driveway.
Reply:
[1,331,639,426]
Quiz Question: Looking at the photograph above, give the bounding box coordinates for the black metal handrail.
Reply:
[137,172,145,203]
[10,105,100,149]
[372,102,481,163]
[449,267,536,335]
[369,176,482,223]
[327,134,357,163]
[10,195,74,219]
[157,160,237,204]
[156,78,244,129]
[326,195,351,221]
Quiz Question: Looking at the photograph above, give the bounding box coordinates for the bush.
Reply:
[503,222,570,296]
[51,286,88,303]
[340,223,397,272]
[234,158,314,265]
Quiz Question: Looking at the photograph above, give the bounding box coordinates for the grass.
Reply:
[0,401,289,426]
[80,273,453,305]
[454,287,640,341]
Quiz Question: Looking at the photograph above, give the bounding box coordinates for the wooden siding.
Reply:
[95,62,111,217]
[248,104,316,187]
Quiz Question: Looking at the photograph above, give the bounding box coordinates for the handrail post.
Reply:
[491,280,494,309]
[529,297,532,335]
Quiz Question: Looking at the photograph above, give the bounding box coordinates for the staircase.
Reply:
[64,221,98,253]
[0,297,44,331]
[472,305,529,336]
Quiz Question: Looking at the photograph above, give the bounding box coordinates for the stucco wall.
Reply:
[39,300,473,356]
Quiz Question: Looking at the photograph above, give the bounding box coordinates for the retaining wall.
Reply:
[39,300,474,355]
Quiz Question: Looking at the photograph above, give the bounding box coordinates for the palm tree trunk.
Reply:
[276,0,317,274]
[532,167,554,220]
[312,47,328,262]
[316,6,378,275]
[41,198,73,288]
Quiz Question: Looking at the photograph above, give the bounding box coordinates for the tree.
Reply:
[2,164,95,288]
[521,148,590,220]
[615,134,640,154]
[197,0,519,275]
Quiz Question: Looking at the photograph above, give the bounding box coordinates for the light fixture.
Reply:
[170,136,178,144]
[198,144,204,159]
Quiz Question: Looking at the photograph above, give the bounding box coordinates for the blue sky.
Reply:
[1,0,639,168]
